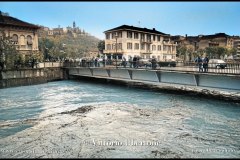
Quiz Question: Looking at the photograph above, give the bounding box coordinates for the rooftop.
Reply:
[104,25,169,36]
[0,11,40,29]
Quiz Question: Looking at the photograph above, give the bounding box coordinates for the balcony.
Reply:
[140,39,152,44]
[140,50,152,54]
[103,49,124,54]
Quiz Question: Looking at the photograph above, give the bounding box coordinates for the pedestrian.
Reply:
[129,56,133,68]
[133,56,137,68]
[203,56,209,72]
[195,56,203,72]
[151,58,157,70]
[122,57,127,68]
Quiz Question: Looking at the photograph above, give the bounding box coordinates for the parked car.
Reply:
[209,59,227,69]
[138,58,152,67]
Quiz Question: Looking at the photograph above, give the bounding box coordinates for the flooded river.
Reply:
[0,80,239,158]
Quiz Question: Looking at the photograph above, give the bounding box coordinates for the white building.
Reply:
[103,25,177,61]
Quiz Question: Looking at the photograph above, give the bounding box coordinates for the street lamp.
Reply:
[115,34,118,69]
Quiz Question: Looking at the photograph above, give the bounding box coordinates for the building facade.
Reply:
[171,33,235,52]
[103,25,177,61]
[0,11,40,54]
[233,36,240,54]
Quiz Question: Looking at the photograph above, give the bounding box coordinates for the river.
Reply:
[0,80,239,158]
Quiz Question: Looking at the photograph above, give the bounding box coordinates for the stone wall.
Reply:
[0,68,64,89]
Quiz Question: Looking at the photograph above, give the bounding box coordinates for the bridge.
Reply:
[65,66,240,91]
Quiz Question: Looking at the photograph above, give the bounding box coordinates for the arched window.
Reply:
[12,34,18,44]
[27,35,32,45]
[27,35,33,49]
[19,35,25,45]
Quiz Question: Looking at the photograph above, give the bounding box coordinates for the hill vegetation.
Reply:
[38,33,100,61]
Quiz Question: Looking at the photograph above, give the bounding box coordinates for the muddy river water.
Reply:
[0,80,239,158]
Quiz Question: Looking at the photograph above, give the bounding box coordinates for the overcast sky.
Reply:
[1,2,239,39]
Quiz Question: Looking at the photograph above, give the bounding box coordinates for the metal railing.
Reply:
[63,60,240,75]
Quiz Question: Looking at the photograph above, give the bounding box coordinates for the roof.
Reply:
[200,33,230,39]
[104,25,169,36]
[0,13,40,29]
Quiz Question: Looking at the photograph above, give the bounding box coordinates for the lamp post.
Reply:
[115,34,118,69]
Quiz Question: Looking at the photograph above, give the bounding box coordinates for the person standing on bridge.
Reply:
[203,56,209,72]
[195,56,203,72]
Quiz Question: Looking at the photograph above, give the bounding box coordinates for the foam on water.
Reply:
[0,80,239,158]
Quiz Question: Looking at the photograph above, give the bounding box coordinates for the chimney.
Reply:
[185,34,188,38]
[153,28,155,31]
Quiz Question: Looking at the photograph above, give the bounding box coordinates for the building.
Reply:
[52,27,64,35]
[171,33,235,52]
[103,25,177,61]
[0,11,40,54]
[233,36,240,54]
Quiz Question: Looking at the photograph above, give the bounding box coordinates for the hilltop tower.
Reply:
[73,21,76,28]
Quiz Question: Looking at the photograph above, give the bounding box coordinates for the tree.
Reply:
[176,46,187,61]
[205,46,228,59]
[205,47,217,59]
[228,48,237,56]
[216,47,227,59]
[97,40,105,54]
[0,29,19,69]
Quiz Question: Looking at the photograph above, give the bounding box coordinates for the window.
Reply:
[147,34,151,42]
[27,35,33,49]
[106,33,110,39]
[127,43,132,49]
[158,45,161,51]
[153,35,155,41]
[118,32,122,38]
[127,31,132,38]
[141,33,145,40]
[157,35,160,41]
[19,35,25,45]
[134,43,139,50]
[27,35,32,45]
[107,44,111,50]
[112,32,120,39]
[163,45,167,51]
[168,46,171,52]
[112,44,116,50]
[12,34,18,44]
[147,44,150,50]
[134,32,139,39]
[141,44,145,50]
[118,43,122,50]
[163,55,166,60]
[152,45,156,51]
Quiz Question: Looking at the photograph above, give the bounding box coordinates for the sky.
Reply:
[0,2,240,40]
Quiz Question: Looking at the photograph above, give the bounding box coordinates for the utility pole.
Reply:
[115,34,118,69]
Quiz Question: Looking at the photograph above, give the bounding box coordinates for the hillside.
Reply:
[39,33,100,60]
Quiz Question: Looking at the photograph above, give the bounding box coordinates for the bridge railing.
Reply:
[63,60,240,75]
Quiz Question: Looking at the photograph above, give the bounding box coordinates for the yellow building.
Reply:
[0,12,40,55]
[103,25,177,61]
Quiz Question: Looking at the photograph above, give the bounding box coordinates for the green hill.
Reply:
[39,33,100,60]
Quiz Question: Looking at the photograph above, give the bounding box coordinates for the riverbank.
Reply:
[0,67,64,89]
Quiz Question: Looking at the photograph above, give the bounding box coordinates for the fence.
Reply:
[63,60,240,75]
